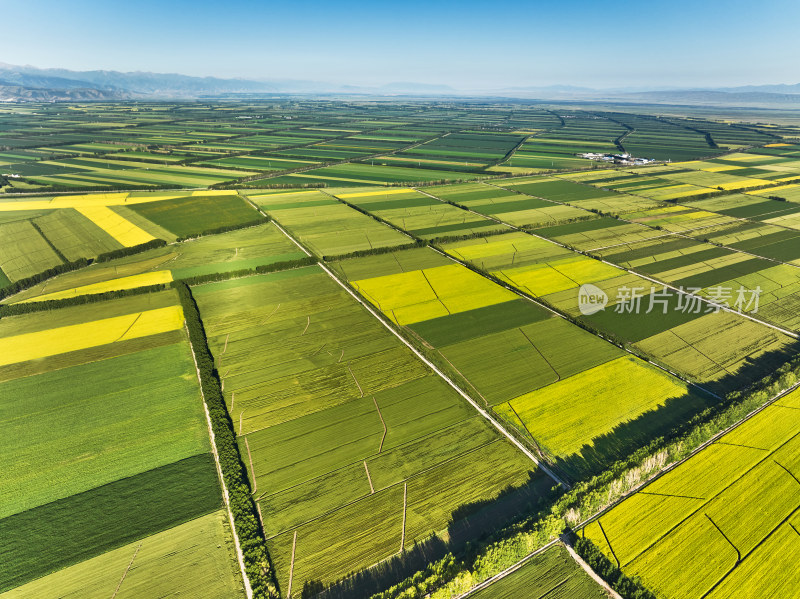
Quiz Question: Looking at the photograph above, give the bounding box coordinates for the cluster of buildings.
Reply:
[577,152,656,165]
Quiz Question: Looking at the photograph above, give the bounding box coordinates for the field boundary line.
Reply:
[271,220,313,257]
[244,437,257,495]
[705,513,741,562]
[436,349,490,406]
[110,542,142,599]
[347,364,364,397]
[373,396,388,452]
[400,482,408,552]
[184,324,254,599]
[562,538,623,599]
[287,530,298,598]
[365,460,375,494]
[114,311,142,343]
[316,261,569,488]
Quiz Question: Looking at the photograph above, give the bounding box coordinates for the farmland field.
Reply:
[470,545,609,599]
[3,98,800,599]
[581,388,800,599]
[0,290,245,596]
[192,265,549,591]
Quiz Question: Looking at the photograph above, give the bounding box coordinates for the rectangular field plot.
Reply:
[0,220,64,282]
[192,266,545,589]
[471,544,608,599]
[0,510,245,599]
[352,262,518,325]
[0,289,243,596]
[499,356,708,461]
[246,190,411,256]
[5,222,304,303]
[335,187,508,239]
[425,182,589,227]
[127,192,262,237]
[581,392,800,599]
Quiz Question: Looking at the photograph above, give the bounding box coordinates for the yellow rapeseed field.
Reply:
[22,271,173,303]
[0,305,184,367]
[0,191,191,212]
[701,164,743,173]
[496,256,619,297]
[716,179,773,190]
[353,264,516,325]
[746,183,799,195]
[75,205,155,247]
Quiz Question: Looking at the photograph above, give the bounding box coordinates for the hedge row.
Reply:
[175,217,270,242]
[0,258,90,301]
[321,241,425,262]
[177,256,317,286]
[30,221,69,263]
[0,258,317,320]
[573,537,656,599]
[175,281,278,598]
[0,284,167,318]
[0,239,169,302]
[95,238,167,262]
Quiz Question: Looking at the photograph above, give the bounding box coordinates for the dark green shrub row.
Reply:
[322,241,425,262]
[177,256,317,286]
[175,281,278,598]
[0,257,316,319]
[5,180,183,193]
[573,537,656,599]
[30,221,68,263]
[175,217,270,242]
[96,239,168,262]
[0,284,167,318]
[0,258,90,301]
[0,240,171,301]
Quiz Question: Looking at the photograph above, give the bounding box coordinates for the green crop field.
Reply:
[0,289,245,596]
[470,545,608,599]
[192,265,548,591]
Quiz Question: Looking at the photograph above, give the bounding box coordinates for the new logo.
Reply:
[578,284,608,316]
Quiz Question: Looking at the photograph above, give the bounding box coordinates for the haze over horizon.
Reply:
[2,0,799,91]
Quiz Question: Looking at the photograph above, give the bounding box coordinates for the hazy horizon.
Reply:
[2,0,799,90]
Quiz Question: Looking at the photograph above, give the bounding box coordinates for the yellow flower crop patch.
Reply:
[21,271,174,303]
[0,305,184,366]
[75,205,156,247]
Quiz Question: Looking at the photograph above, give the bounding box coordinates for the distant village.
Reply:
[578,152,657,165]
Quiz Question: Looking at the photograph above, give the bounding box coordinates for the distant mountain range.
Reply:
[1,62,799,106]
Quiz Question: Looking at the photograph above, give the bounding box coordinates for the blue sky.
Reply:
[1,0,798,89]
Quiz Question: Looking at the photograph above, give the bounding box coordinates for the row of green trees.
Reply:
[573,537,656,599]
[175,281,278,598]
[0,284,167,318]
[0,257,317,319]
[321,241,425,262]
[0,239,168,302]
[174,217,270,242]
